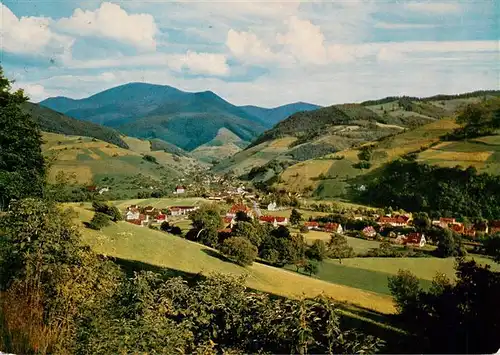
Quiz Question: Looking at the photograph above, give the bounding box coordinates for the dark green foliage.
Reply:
[235,210,252,222]
[360,90,500,106]
[0,199,121,353]
[436,229,466,258]
[142,154,158,164]
[304,260,319,276]
[220,237,258,266]
[412,212,431,231]
[364,242,425,258]
[0,69,46,210]
[353,161,371,169]
[232,221,261,247]
[189,205,223,231]
[388,269,421,313]
[290,208,302,225]
[360,160,500,219]
[483,233,500,262]
[91,201,122,222]
[78,273,381,354]
[149,138,188,156]
[160,222,183,236]
[306,239,328,261]
[198,228,219,248]
[357,145,374,161]
[444,97,500,140]
[389,260,500,354]
[21,102,129,149]
[88,212,111,230]
[288,142,338,161]
[259,226,306,266]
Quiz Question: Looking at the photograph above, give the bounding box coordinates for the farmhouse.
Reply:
[304,221,320,230]
[174,185,186,194]
[224,216,236,228]
[490,221,500,235]
[377,216,409,227]
[169,206,199,216]
[323,223,343,234]
[405,233,426,248]
[227,204,251,218]
[259,215,288,227]
[125,209,140,221]
[449,223,465,234]
[267,201,277,211]
[362,226,377,238]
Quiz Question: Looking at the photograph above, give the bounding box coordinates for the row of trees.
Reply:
[360,160,500,219]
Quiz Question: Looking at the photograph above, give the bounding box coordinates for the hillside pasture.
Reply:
[73,205,395,314]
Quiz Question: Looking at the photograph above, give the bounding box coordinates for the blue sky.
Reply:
[1,0,498,107]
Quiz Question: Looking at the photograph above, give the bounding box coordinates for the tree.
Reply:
[198,228,219,248]
[289,208,303,225]
[304,260,319,276]
[142,154,158,164]
[327,233,355,263]
[357,145,373,162]
[483,233,500,263]
[92,201,122,222]
[220,237,258,266]
[232,221,261,247]
[306,239,328,261]
[413,212,431,232]
[388,269,421,313]
[235,210,251,222]
[436,229,462,258]
[88,212,111,230]
[189,205,223,231]
[0,68,46,210]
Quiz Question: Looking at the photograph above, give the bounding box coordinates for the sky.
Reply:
[1,0,499,107]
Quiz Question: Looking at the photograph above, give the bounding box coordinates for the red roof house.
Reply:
[323,223,343,234]
[304,221,320,230]
[362,226,377,238]
[490,221,500,235]
[259,215,288,226]
[404,233,426,247]
[377,216,408,227]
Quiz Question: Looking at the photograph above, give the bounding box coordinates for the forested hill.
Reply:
[22,102,129,149]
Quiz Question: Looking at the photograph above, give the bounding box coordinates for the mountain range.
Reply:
[40,83,320,151]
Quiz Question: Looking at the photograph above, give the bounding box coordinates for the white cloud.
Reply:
[0,3,74,58]
[170,51,230,76]
[226,29,277,64]
[66,51,229,76]
[405,2,461,14]
[56,2,157,51]
[277,16,328,65]
[374,22,437,29]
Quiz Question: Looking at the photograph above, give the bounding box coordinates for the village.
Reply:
[120,183,500,251]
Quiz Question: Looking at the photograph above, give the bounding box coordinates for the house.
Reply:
[377,216,408,227]
[304,221,320,230]
[323,223,343,234]
[227,204,251,218]
[98,187,109,195]
[174,185,186,194]
[169,206,199,216]
[144,206,156,214]
[449,223,465,234]
[267,201,277,211]
[490,221,500,235]
[259,215,288,227]
[433,217,457,229]
[224,216,236,229]
[156,214,167,223]
[464,227,477,238]
[362,226,377,238]
[404,233,426,248]
[125,209,140,221]
[127,205,138,211]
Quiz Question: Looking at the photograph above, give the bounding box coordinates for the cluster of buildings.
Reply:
[303,221,344,234]
[432,217,500,238]
[124,204,199,226]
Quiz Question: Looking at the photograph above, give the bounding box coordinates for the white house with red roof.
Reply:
[259,215,288,227]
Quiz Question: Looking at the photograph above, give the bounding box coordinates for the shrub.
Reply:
[142,154,158,164]
[220,237,258,266]
[388,269,421,313]
[88,212,111,230]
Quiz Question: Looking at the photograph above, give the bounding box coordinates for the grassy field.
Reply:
[72,205,395,314]
[42,132,199,186]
